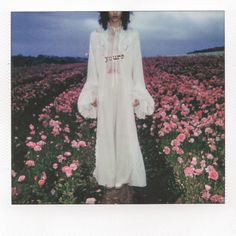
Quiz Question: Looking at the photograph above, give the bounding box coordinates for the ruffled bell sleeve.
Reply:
[77,32,98,119]
[131,30,155,119]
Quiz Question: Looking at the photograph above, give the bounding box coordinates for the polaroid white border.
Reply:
[1,0,236,236]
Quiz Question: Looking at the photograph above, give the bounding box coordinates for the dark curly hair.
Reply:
[98,11,133,30]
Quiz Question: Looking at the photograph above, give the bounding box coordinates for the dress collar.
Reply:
[96,23,128,47]
[107,21,122,34]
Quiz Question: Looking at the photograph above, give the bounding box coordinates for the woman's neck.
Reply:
[108,20,121,28]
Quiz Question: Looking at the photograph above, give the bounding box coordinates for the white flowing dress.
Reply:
[77,23,155,188]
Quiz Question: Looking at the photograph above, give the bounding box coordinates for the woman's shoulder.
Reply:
[127,27,140,42]
[125,27,139,39]
[127,26,137,33]
[88,29,101,42]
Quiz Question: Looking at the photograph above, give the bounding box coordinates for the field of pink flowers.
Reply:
[12,55,224,204]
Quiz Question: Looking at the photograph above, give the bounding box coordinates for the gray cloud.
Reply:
[12,11,224,57]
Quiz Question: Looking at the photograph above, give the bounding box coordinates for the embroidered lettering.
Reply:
[105,54,125,63]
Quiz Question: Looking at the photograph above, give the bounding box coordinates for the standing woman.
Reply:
[77,11,154,197]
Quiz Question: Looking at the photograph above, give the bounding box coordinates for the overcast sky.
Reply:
[11,11,224,57]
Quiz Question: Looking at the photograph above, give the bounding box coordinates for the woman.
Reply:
[77,11,155,192]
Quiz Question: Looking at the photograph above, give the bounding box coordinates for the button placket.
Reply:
[106,25,122,88]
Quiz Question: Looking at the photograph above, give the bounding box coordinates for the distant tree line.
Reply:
[11,54,88,67]
[187,46,224,54]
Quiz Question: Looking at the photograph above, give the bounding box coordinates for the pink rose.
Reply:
[176,147,184,155]
[207,165,219,181]
[177,126,184,133]
[72,160,80,168]
[191,157,197,166]
[163,146,170,154]
[41,135,47,140]
[26,141,36,148]
[209,144,217,151]
[33,145,42,152]
[64,135,70,143]
[193,129,202,137]
[71,140,80,149]
[57,154,66,163]
[171,139,181,147]
[206,153,214,159]
[64,127,70,133]
[202,189,211,200]
[37,140,46,146]
[210,194,224,203]
[62,166,73,177]
[78,140,87,147]
[29,124,35,130]
[41,171,47,180]
[11,170,17,177]
[208,169,219,181]
[38,179,45,187]
[205,127,213,134]
[176,133,186,142]
[18,175,26,182]
[184,167,194,177]
[194,168,203,175]
[52,163,58,169]
[25,160,35,167]
[177,157,184,164]
[200,160,206,168]
[64,151,71,157]
[188,138,195,143]
[205,185,211,191]
[70,163,78,171]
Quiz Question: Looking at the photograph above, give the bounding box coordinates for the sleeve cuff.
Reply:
[131,86,155,119]
[77,85,98,119]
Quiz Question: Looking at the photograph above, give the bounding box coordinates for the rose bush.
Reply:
[12,55,224,204]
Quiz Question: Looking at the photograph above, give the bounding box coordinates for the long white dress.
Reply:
[77,22,155,188]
